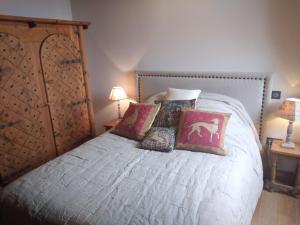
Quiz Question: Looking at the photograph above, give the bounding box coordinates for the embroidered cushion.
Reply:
[112,102,160,140]
[153,99,196,127]
[176,109,231,155]
[139,127,176,152]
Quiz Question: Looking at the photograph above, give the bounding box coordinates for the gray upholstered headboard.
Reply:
[136,71,269,139]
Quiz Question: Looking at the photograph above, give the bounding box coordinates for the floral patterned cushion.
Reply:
[176,109,231,155]
[153,99,196,127]
[112,102,161,140]
[139,127,176,152]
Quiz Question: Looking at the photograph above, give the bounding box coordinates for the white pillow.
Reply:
[166,88,201,100]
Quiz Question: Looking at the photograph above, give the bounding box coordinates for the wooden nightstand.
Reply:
[103,118,121,131]
[267,139,300,197]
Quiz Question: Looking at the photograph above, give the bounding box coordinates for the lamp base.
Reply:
[281,141,296,149]
[282,120,295,149]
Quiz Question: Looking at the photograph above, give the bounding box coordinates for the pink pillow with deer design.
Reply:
[112,102,161,140]
[176,109,231,155]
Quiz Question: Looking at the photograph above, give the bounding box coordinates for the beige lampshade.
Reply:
[109,87,127,101]
[278,98,300,121]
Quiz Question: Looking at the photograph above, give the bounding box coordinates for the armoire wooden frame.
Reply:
[0,15,95,185]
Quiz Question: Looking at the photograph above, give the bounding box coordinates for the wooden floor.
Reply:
[251,191,300,225]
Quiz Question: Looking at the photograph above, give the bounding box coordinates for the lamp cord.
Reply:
[117,100,121,119]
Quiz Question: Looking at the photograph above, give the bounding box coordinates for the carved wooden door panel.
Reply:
[40,34,92,155]
[0,27,56,182]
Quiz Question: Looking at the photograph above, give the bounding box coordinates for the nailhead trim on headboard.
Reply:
[136,71,268,140]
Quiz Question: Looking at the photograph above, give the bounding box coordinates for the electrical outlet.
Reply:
[271,91,281,99]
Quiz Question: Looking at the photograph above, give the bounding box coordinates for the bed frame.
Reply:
[136,71,270,139]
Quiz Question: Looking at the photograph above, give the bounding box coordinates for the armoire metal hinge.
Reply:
[28,21,37,28]
[0,174,4,186]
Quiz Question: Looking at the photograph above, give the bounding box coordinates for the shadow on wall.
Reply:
[74,0,300,136]
[267,0,300,98]
[85,33,137,134]
[268,0,300,92]
[79,0,153,134]
[263,0,300,142]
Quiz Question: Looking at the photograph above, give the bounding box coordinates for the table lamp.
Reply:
[278,98,300,148]
[109,87,127,119]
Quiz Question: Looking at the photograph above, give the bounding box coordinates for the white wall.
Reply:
[0,0,72,19]
[71,0,300,143]
[1,0,299,170]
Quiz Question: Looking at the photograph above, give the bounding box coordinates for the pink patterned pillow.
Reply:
[176,109,231,155]
[112,102,161,140]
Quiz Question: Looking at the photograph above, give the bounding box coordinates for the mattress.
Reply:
[0,93,263,225]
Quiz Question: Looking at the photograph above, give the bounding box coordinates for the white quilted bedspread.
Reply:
[0,93,263,225]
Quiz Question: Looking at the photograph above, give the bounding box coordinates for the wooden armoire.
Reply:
[0,15,95,185]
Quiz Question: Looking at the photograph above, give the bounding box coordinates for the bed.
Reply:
[0,72,268,225]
